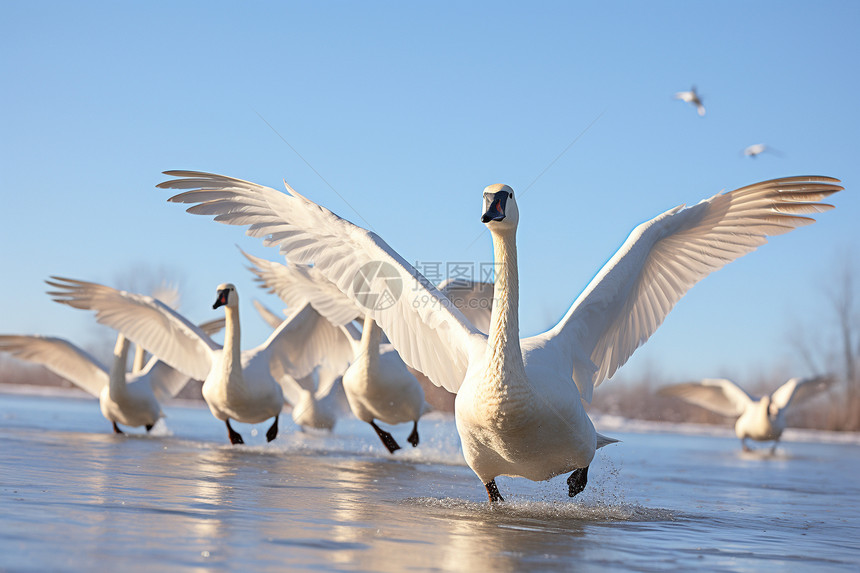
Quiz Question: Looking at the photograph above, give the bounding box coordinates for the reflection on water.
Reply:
[1,393,859,572]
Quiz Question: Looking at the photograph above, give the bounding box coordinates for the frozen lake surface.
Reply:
[1,391,859,572]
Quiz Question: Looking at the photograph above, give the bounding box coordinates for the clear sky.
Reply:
[1,1,857,387]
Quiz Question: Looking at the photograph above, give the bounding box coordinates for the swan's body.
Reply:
[161,170,841,500]
[47,279,345,444]
[659,376,834,451]
[340,317,430,451]
[675,86,705,116]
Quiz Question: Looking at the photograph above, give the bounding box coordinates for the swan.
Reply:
[160,171,841,500]
[250,297,349,432]
[675,86,705,116]
[0,320,221,433]
[0,286,221,434]
[46,278,349,444]
[743,143,783,159]
[243,250,436,452]
[658,375,835,452]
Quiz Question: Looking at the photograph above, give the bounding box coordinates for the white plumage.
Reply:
[675,86,705,116]
[46,278,348,444]
[659,375,835,452]
[0,290,222,434]
[160,171,841,499]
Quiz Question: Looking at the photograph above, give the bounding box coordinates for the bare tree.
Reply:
[788,254,860,430]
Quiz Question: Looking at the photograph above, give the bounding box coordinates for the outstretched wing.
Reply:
[47,277,219,381]
[243,249,360,327]
[160,171,487,393]
[137,359,192,402]
[437,278,495,335]
[137,317,225,401]
[0,334,109,397]
[255,303,354,383]
[769,375,835,411]
[252,299,286,329]
[529,177,842,402]
[658,379,754,417]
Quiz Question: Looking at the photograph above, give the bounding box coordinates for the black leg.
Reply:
[145,424,154,432]
[567,466,589,498]
[112,421,124,434]
[485,479,505,502]
[226,419,244,445]
[407,420,420,447]
[266,415,279,442]
[369,420,401,453]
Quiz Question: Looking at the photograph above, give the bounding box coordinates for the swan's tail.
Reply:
[596,432,620,449]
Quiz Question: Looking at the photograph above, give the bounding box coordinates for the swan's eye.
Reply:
[509,193,513,198]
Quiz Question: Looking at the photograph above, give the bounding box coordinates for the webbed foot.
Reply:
[369,420,401,453]
[266,415,279,442]
[567,466,589,498]
[407,420,420,447]
[226,419,244,445]
[485,479,505,502]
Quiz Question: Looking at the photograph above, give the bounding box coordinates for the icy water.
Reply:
[1,392,859,572]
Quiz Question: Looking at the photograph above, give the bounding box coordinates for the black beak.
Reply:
[213,289,229,309]
[481,190,508,223]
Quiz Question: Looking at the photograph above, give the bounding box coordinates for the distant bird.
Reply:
[658,376,835,452]
[675,86,705,116]
[160,170,840,502]
[0,316,223,434]
[46,278,348,445]
[743,143,783,159]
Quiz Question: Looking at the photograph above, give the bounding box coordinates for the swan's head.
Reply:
[213,283,238,309]
[481,184,519,231]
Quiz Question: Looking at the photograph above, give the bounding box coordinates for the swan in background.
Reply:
[0,315,223,434]
[251,297,349,432]
[161,171,841,501]
[243,250,435,452]
[675,86,705,116]
[46,278,348,444]
[658,375,835,452]
[0,285,220,434]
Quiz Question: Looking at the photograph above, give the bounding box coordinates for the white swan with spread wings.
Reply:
[160,171,841,500]
[659,375,835,452]
[47,279,349,444]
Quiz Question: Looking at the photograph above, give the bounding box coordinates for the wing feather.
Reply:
[769,375,835,410]
[530,176,842,401]
[46,277,218,381]
[658,379,754,417]
[0,335,109,396]
[160,171,486,393]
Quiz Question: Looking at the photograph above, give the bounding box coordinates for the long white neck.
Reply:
[222,305,242,367]
[486,228,525,379]
[109,333,131,398]
[358,314,381,367]
[132,344,146,373]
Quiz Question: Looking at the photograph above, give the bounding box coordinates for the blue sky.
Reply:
[1,1,857,387]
